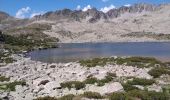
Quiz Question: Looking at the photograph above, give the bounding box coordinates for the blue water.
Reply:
[29,42,170,63]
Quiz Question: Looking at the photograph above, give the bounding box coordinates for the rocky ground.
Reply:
[0,54,170,100]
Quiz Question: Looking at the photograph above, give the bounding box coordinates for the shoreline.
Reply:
[0,54,170,99]
[57,40,170,44]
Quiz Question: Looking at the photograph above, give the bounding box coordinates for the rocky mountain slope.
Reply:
[33,3,158,23]
[1,3,170,43]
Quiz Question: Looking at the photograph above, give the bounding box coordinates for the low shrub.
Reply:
[60,81,85,90]
[83,91,103,99]
[84,77,98,84]
[148,67,170,78]
[0,76,10,82]
[58,94,75,100]
[34,96,57,100]
[122,83,139,92]
[127,90,149,100]
[127,78,155,86]
[127,90,170,100]
[97,75,113,86]
[79,56,166,68]
[0,81,26,91]
[109,92,127,100]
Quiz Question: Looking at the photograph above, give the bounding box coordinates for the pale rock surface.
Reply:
[85,82,124,95]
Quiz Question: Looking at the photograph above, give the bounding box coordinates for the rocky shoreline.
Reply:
[0,54,170,100]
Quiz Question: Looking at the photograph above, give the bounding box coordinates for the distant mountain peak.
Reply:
[31,3,166,23]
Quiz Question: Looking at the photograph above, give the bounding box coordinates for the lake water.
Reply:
[29,42,170,63]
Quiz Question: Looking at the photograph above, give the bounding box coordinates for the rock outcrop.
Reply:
[33,3,160,23]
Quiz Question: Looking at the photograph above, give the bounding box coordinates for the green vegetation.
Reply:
[0,51,15,64]
[58,94,75,100]
[60,81,85,90]
[84,77,98,84]
[0,32,58,52]
[109,92,128,100]
[0,81,26,91]
[60,73,114,90]
[97,75,113,86]
[108,90,170,100]
[148,67,170,78]
[34,90,170,100]
[83,91,103,99]
[79,57,115,67]
[122,83,139,92]
[34,96,57,100]
[79,56,165,68]
[121,32,170,40]
[0,23,59,54]
[127,78,155,86]
[122,78,155,92]
[0,76,10,82]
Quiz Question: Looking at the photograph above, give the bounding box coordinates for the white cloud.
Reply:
[15,6,44,19]
[82,5,92,12]
[102,0,109,2]
[16,7,31,18]
[124,4,131,7]
[30,11,44,18]
[100,5,116,13]
[76,5,81,10]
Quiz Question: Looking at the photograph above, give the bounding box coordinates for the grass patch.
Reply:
[34,94,74,100]
[0,81,26,91]
[97,75,113,86]
[109,92,128,100]
[34,96,57,100]
[84,77,98,84]
[83,91,103,99]
[58,94,75,100]
[148,67,170,78]
[0,76,10,82]
[79,57,165,68]
[121,32,170,40]
[34,90,170,100]
[122,83,139,92]
[0,29,59,53]
[60,81,85,90]
[0,51,15,64]
[127,78,155,86]
[61,73,114,90]
[108,90,170,100]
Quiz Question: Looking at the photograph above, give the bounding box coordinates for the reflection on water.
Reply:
[29,42,170,63]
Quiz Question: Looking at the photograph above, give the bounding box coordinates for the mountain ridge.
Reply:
[33,3,161,23]
[0,3,170,43]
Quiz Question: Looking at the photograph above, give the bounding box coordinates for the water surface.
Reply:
[29,42,170,63]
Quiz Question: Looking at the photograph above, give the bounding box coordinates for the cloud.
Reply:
[30,11,44,18]
[124,4,131,7]
[76,5,81,10]
[15,7,44,19]
[15,7,31,18]
[100,5,116,13]
[102,0,109,2]
[82,5,92,11]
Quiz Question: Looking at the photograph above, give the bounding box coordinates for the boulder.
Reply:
[86,82,124,95]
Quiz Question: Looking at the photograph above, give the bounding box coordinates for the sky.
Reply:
[0,0,170,18]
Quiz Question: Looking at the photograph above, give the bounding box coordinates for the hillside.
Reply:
[1,3,170,43]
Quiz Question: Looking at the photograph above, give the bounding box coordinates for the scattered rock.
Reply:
[38,80,50,86]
